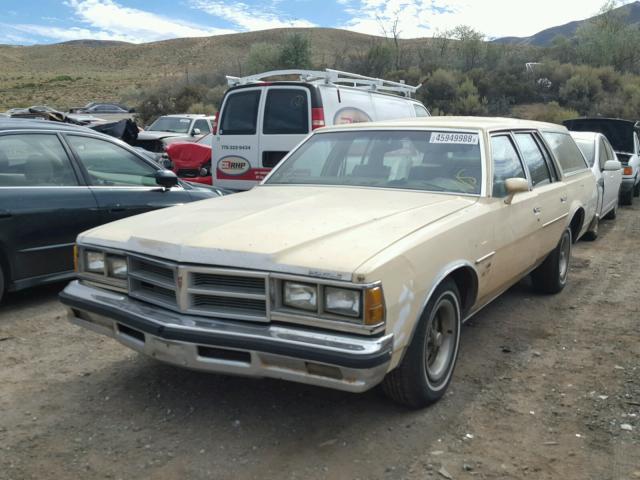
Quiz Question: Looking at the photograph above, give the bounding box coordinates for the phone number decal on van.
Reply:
[430,132,479,144]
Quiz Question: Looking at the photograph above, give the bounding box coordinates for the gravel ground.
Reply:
[1,204,639,480]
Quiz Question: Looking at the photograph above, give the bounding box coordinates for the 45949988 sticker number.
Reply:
[430,132,479,144]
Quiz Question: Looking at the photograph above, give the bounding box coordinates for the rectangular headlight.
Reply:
[283,282,317,311]
[107,256,128,279]
[85,251,105,274]
[324,287,361,317]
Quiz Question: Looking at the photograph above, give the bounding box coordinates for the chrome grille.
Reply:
[127,255,269,322]
[128,256,178,309]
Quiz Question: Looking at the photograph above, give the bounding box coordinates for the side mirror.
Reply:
[604,160,622,171]
[155,169,178,189]
[191,128,201,136]
[504,177,530,205]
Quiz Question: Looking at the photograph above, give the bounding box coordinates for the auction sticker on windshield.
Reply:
[430,132,479,144]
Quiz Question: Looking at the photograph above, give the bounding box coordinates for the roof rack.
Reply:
[226,68,421,98]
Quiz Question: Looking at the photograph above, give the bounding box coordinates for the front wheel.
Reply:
[531,228,572,294]
[621,188,634,206]
[382,280,461,408]
[634,178,640,197]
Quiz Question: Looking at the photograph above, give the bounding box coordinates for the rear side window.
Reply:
[491,135,526,197]
[514,133,551,187]
[220,90,261,135]
[543,132,588,174]
[598,138,608,170]
[263,89,309,135]
[0,134,78,187]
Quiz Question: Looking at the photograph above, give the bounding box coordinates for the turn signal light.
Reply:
[73,245,79,272]
[364,286,385,326]
[623,166,633,175]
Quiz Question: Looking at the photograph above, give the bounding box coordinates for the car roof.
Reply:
[569,131,601,142]
[321,116,567,133]
[0,118,96,133]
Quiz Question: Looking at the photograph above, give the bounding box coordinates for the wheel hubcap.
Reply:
[425,297,457,384]
[559,234,570,281]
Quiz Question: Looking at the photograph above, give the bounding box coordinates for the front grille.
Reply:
[127,255,269,322]
[128,257,178,309]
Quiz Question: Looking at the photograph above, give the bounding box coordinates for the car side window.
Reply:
[193,119,210,133]
[66,135,158,187]
[542,132,589,174]
[598,138,608,170]
[604,140,616,161]
[491,135,526,197]
[0,133,78,187]
[514,133,551,187]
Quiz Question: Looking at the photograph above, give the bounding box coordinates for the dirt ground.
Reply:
[1,206,639,480]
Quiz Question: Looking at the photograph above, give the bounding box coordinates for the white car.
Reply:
[135,114,214,154]
[212,69,430,191]
[571,131,623,239]
[564,118,640,205]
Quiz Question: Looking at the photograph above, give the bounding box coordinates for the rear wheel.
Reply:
[382,280,461,408]
[531,228,572,294]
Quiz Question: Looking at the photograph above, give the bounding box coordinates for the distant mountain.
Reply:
[493,0,640,46]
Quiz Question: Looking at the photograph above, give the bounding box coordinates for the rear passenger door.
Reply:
[513,131,567,257]
[483,134,540,295]
[260,86,310,170]
[214,88,263,190]
[63,134,193,224]
[0,132,98,285]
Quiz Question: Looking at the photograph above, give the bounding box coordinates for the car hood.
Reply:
[167,141,211,167]
[137,131,187,141]
[79,186,477,280]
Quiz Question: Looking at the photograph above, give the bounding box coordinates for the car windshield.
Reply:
[573,138,596,167]
[265,130,482,195]
[148,117,191,133]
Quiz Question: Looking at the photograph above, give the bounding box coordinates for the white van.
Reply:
[211,69,429,190]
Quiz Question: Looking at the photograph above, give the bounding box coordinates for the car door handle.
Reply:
[560,196,567,203]
[0,209,12,219]
[105,204,126,213]
[533,207,542,214]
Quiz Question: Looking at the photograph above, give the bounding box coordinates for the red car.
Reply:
[164,133,212,185]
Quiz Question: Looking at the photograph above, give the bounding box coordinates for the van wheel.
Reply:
[622,188,633,205]
[531,228,572,294]
[582,215,598,241]
[382,280,461,408]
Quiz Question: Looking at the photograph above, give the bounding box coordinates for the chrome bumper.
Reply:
[60,281,393,393]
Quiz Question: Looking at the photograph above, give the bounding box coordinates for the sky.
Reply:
[0,0,635,45]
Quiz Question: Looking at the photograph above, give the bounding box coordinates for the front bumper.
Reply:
[60,281,393,393]
[621,177,636,192]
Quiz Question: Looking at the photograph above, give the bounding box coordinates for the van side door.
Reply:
[213,88,263,190]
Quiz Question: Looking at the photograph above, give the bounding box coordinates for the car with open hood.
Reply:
[61,117,596,408]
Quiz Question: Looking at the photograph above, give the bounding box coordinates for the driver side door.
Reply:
[63,134,193,224]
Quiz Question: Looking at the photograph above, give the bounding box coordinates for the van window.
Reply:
[263,89,309,135]
[220,90,261,135]
[542,132,588,174]
[414,104,429,117]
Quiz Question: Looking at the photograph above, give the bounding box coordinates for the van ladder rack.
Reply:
[226,69,421,98]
